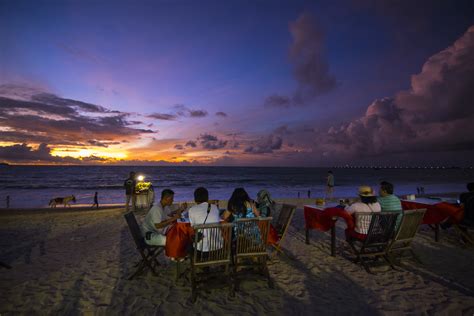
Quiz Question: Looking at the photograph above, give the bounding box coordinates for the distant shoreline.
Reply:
[0,192,461,216]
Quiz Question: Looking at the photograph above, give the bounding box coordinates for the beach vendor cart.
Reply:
[134,176,155,210]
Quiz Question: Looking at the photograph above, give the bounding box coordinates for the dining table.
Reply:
[304,202,354,257]
[165,215,280,260]
[401,197,464,242]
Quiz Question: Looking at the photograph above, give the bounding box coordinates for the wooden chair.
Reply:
[234,217,273,290]
[124,212,163,280]
[347,212,398,274]
[271,204,296,258]
[455,196,474,245]
[386,209,426,263]
[190,222,233,303]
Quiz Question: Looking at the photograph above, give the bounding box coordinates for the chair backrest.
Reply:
[465,196,474,221]
[274,204,296,236]
[394,209,426,243]
[124,212,147,250]
[361,212,398,247]
[192,222,233,266]
[235,217,272,258]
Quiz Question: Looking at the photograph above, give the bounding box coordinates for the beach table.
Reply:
[304,203,354,257]
[401,197,464,242]
[165,215,279,260]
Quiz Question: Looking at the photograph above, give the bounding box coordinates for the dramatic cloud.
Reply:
[174,144,184,150]
[0,143,80,163]
[0,85,154,149]
[264,13,336,108]
[310,25,474,161]
[215,111,228,117]
[244,134,283,154]
[198,134,228,150]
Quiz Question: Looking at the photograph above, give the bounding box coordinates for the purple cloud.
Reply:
[301,26,474,162]
[147,113,178,121]
[244,135,283,154]
[198,134,228,150]
[264,13,336,108]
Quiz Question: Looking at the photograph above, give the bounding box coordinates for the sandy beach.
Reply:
[1,200,474,315]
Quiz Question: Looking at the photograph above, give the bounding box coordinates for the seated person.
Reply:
[141,189,186,246]
[256,189,275,217]
[345,186,381,235]
[378,181,402,228]
[460,182,474,225]
[222,188,259,222]
[188,187,222,252]
[222,188,260,240]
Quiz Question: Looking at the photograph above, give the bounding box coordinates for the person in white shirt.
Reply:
[345,186,381,234]
[142,189,187,246]
[188,187,222,252]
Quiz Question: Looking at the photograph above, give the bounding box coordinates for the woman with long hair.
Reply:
[222,187,259,222]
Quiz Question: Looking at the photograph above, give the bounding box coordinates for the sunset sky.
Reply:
[1,0,474,166]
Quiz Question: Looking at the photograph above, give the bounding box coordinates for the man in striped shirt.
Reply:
[378,181,402,228]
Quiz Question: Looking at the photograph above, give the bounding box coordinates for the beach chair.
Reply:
[386,209,426,263]
[190,222,233,303]
[454,196,474,245]
[234,217,274,290]
[124,212,163,280]
[347,212,398,274]
[271,204,296,258]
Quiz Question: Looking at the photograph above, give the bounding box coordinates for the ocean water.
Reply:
[0,165,473,208]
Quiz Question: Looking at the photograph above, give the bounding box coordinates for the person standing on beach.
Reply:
[378,181,402,228]
[326,171,335,200]
[92,192,99,209]
[124,171,137,211]
[141,189,187,246]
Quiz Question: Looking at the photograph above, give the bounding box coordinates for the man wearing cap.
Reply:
[345,186,381,234]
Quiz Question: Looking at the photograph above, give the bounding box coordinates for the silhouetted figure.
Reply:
[6,195,10,208]
[92,192,99,209]
[416,187,420,195]
[307,190,311,198]
[124,171,137,211]
[298,192,300,198]
[421,187,425,195]
[326,170,335,200]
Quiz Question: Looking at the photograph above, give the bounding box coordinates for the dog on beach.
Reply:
[49,195,76,208]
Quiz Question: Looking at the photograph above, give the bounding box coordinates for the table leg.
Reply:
[305,227,310,245]
[331,225,336,257]
[435,224,439,242]
[175,260,180,283]
[331,217,338,257]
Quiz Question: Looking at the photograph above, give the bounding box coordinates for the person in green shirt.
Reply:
[378,181,403,228]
